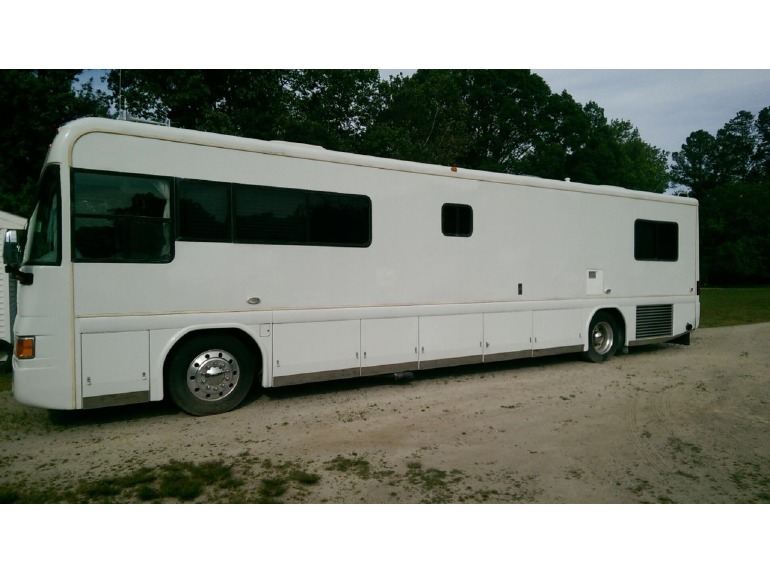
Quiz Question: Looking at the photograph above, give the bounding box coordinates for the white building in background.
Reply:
[0,210,27,361]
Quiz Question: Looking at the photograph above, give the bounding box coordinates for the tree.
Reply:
[365,70,668,192]
[361,70,471,165]
[106,69,384,153]
[671,107,770,284]
[699,181,770,284]
[0,70,109,216]
[281,69,383,152]
[562,102,669,192]
[670,130,718,199]
[105,70,292,139]
[751,106,770,181]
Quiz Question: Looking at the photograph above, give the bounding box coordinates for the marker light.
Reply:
[15,337,35,360]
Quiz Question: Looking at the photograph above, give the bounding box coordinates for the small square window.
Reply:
[634,219,678,261]
[442,203,473,237]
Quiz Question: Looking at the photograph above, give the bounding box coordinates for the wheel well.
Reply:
[593,308,626,348]
[163,328,263,391]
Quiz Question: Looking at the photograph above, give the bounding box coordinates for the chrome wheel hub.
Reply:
[591,321,614,355]
[186,349,239,402]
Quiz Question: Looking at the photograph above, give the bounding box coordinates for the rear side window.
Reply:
[177,179,230,242]
[234,184,371,247]
[442,203,473,237]
[72,170,173,263]
[634,219,678,261]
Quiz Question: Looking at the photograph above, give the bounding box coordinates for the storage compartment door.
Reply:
[532,309,584,357]
[273,320,360,386]
[81,331,150,401]
[483,311,532,362]
[418,314,483,369]
[361,317,419,376]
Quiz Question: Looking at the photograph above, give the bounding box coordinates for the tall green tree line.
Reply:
[0,69,671,220]
[671,107,770,284]
[0,70,109,215]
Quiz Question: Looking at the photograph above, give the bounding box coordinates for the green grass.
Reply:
[699,287,770,328]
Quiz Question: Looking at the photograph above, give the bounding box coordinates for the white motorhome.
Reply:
[4,117,699,415]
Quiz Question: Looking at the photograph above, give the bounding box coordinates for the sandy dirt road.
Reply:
[1,323,768,503]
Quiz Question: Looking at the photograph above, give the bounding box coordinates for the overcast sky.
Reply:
[533,70,770,155]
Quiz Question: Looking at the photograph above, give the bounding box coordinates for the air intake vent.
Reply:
[636,305,673,339]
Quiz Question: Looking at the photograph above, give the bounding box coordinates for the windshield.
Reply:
[25,165,61,265]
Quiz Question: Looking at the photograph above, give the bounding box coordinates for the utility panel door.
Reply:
[532,309,583,355]
[361,317,419,376]
[272,320,360,385]
[418,314,483,369]
[81,331,149,398]
[483,311,532,362]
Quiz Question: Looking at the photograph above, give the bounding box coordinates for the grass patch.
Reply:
[324,455,373,479]
[700,287,770,328]
[1,459,240,503]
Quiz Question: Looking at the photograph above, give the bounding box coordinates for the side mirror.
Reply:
[3,229,31,284]
[3,229,23,271]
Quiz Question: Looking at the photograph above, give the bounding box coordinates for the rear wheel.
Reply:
[168,333,255,416]
[583,311,621,363]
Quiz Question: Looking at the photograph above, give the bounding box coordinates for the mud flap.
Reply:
[670,332,691,346]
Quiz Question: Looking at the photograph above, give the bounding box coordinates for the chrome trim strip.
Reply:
[532,345,584,358]
[361,362,419,378]
[483,349,533,363]
[629,334,685,347]
[273,367,361,387]
[419,355,482,370]
[82,390,149,409]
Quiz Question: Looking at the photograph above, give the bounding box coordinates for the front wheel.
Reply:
[167,333,255,416]
[583,311,621,363]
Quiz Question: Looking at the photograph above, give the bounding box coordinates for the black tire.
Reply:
[583,311,621,363]
[167,333,255,416]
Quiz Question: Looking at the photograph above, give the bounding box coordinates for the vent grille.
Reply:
[636,305,673,339]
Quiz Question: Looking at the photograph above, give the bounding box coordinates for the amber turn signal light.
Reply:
[15,337,35,360]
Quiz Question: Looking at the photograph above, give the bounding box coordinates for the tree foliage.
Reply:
[671,107,770,284]
[0,70,109,215]
[362,70,668,192]
[0,68,680,222]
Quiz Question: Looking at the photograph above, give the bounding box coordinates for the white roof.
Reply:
[0,210,26,230]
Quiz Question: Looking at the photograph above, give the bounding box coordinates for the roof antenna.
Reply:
[115,70,170,126]
[118,70,128,121]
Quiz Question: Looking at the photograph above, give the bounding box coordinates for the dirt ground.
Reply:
[1,323,768,503]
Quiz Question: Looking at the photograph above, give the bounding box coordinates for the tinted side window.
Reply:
[27,165,61,265]
[234,185,307,244]
[234,184,371,247]
[177,179,230,242]
[634,219,678,261]
[307,192,370,246]
[442,203,473,237]
[73,170,172,263]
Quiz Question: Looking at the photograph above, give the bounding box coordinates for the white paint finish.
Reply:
[11,118,701,410]
[361,316,419,370]
[533,309,583,350]
[418,314,483,363]
[483,311,533,359]
[587,269,605,295]
[273,320,360,378]
[81,331,149,398]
